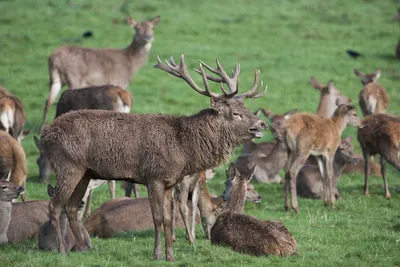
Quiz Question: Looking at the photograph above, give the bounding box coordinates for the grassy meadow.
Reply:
[1,0,400,266]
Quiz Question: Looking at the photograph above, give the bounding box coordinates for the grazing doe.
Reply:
[280,103,360,212]
[310,77,351,118]
[358,114,400,199]
[39,55,268,261]
[297,137,359,199]
[40,16,160,129]
[235,108,296,184]
[0,86,28,143]
[354,68,389,116]
[0,131,28,201]
[211,164,297,256]
[0,177,24,244]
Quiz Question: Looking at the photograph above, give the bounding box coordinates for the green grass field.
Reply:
[0,0,400,266]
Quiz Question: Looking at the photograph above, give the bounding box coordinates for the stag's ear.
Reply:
[0,170,11,181]
[127,16,138,27]
[47,184,55,198]
[150,16,160,25]
[210,98,223,113]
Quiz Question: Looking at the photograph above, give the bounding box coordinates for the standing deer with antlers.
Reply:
[39,54,268,261]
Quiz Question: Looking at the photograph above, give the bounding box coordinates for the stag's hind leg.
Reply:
[65,175,92,252]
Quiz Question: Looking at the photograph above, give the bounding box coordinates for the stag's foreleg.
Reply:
[147,182,166,260]
[163,187,175,262]
[65,176,91,251]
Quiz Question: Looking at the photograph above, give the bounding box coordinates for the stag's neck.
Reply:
[180,110,241,175]
[123,39,152,72]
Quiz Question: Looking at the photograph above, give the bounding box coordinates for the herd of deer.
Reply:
[0,15,399,262]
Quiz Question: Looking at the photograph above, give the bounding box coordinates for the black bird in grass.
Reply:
[82,30,93,39]
[347,49,362,59]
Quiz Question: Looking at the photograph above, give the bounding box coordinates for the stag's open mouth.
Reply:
[249,128,263,138]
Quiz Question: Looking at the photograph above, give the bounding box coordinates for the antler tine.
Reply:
[193,68,224,83]
[215,59,240,95]
[235,69,267,99]
[154,55,181,78]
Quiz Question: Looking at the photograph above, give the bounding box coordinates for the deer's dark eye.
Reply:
[1,185,8,190]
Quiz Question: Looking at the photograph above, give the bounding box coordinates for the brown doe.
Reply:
[0,86,28,143]
[358,114,400,199]
[0,176,24,244]
[297,137,359,199]
[210,164,297,256]
[280,103,360,212]
[40,16,160,130]
[0,131,28,201]
[235,108,297,184]
[39,55,268,261]
[354,68,389,116]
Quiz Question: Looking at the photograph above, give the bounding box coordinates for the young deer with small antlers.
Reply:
[279,102,360,212]
[354,68,389,116]
[39,55,268,261]
[0,131,28,201]
[40,16,160,130]
[211,164,297,256]
[358,114,400,199]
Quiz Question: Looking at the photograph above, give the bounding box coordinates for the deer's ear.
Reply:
[210,98,223,112]
[247,165,256,181]
[150,16,161,26]
[283,109,297,120]
[310,77,324,91]
[327,80,337,93]
[374,69,381,81]
[226,163,237,180]
[47,184,55,198]
[127,17,137,27]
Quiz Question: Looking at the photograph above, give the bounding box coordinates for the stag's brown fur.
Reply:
[0,86,27,143]
[354,68,389,116]
[358,114,400,199]
[297,137,359,199]
[281,104,360,212]
[0,131,28,201]
[41,16,160,129]
[0,178,24,244]
[40,55,268,261]
[211,164,297,256]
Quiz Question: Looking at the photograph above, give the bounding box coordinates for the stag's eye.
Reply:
[232,112,242,119]
[1,185,8,191]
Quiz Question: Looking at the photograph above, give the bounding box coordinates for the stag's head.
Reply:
[128,16,160,45]
[155,55,268,142]
[0,173,24,202]
[335,137,360,165]
[354,68,381,86]
[34,136,53,183]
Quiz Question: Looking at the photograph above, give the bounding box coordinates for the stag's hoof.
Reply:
[74,245,89,252]
[166,255,175,262]
[153,251,163,260]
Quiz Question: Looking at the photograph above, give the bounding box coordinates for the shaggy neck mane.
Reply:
[179,109,241,176]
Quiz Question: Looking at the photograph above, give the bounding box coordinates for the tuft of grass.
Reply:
[0,0,399,266]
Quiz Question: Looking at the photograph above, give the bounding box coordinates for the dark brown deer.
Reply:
[235,108,296,183]
[354,68,389,116]
[297,137,359,199]
[280,103,360,212]
[39,55,268,261]
[0,131,28,201]
[211,164,297,256]
[0,176,24,244]
[40,16,160,130]
[310,77,351,118]
[0,86,28,143]
[358,114,400,199]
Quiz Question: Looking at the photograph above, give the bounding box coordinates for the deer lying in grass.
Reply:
[211,164,298,256]
[40,16,160,130]
[310,77,351,118]
[0,131,28,201]
[235,108,296,183]
[84,197,201,238]
[358,114,400,199]
[0,177,24,244]
[39,184,92,251]
[0,86,28,143]
[39,55,268,261]
[354,68,389,116]
[297,137,359,199]
[279,103,360,212]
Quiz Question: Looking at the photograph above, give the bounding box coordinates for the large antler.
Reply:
[154,54,267,100]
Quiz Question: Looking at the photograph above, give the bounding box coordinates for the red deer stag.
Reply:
[358,114,400,199]
[40,16,160,130]
[39,54,268,261]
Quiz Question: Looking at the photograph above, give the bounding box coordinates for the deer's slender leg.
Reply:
[109,181,115,199]
[284,152,293,211]
[65,176,91,251]
[124,181,132,198]
[163,187,175,262]
[178,181,194,244]
[288,151,309,213]
[191,177,201,241]
[82,190,92,220]
[361,145,370,196]
[380,155,390,199]
[133,183,139,198]
[325,155,336,207]
[147,182,165,260]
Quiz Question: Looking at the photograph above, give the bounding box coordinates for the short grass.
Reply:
[0,0,400,266]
